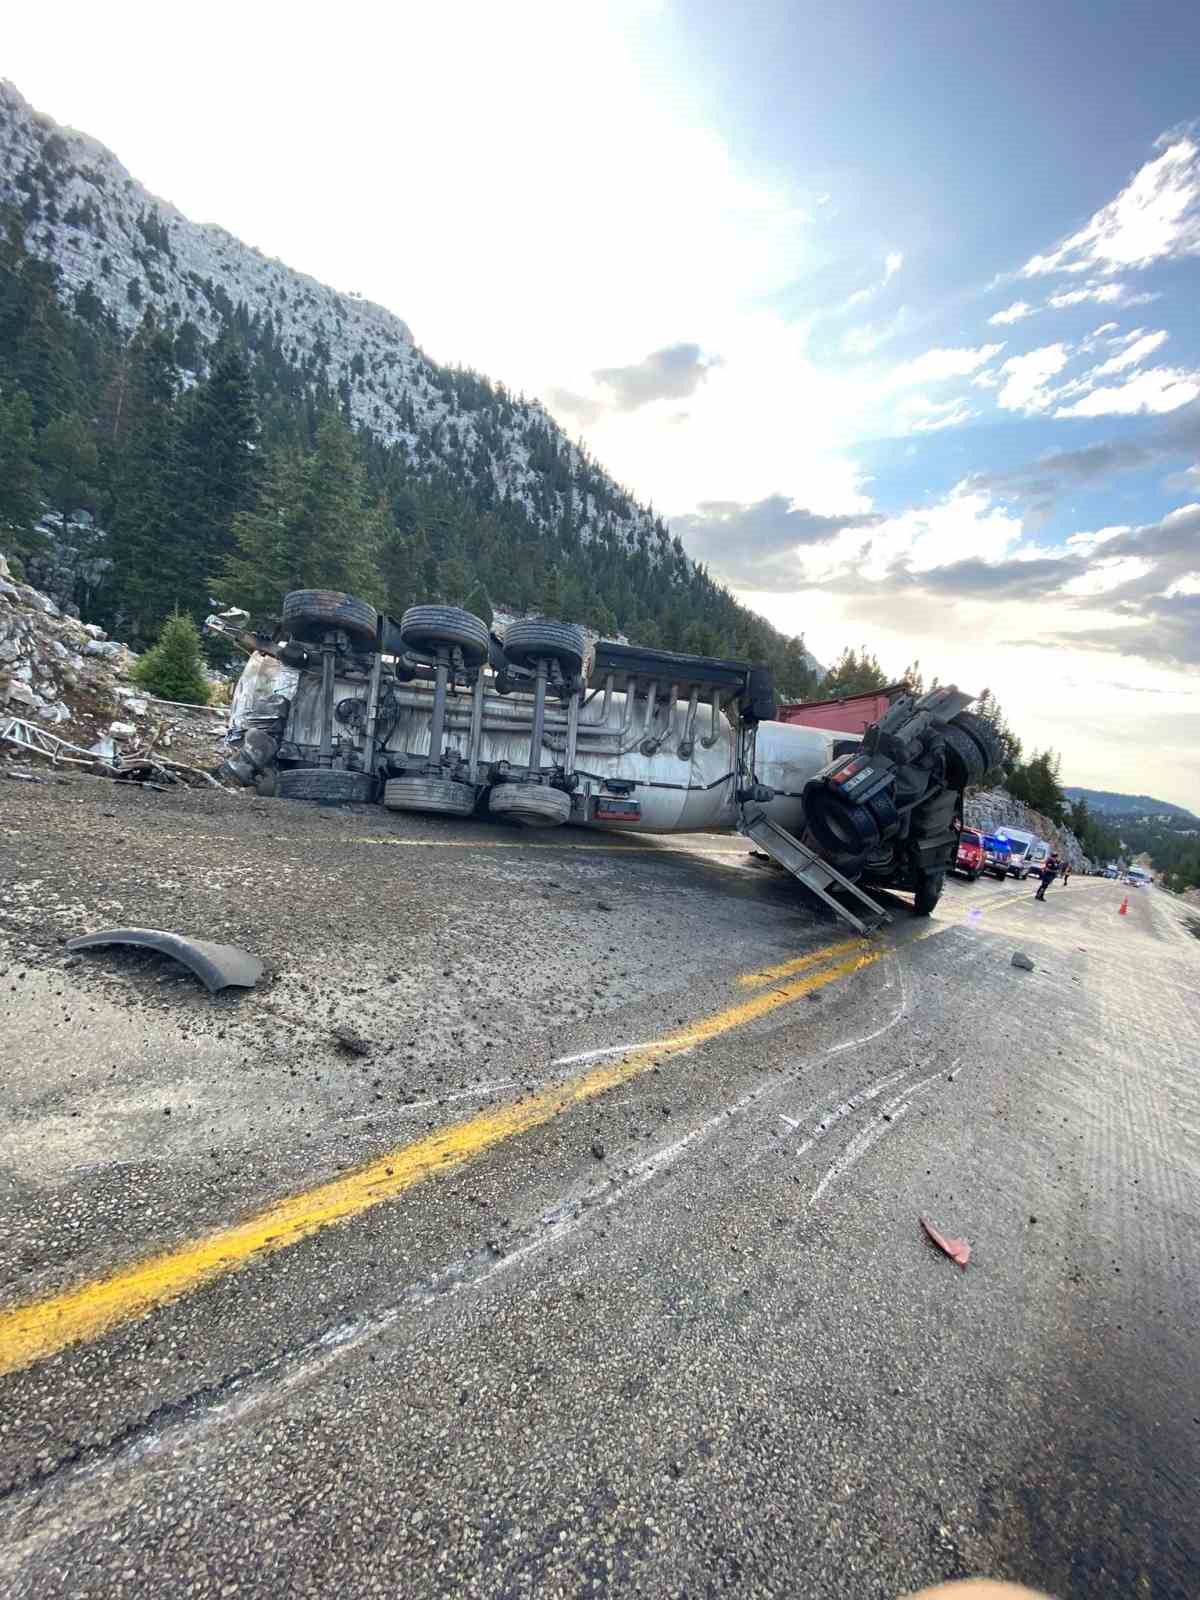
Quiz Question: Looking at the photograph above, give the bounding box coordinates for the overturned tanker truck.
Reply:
[206,589,1001,936]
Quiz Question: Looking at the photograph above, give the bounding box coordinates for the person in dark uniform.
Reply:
[1035,852,1060,901]
[1061,862,1071,886]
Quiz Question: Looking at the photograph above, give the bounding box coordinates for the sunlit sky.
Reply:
[6,0,1200,806]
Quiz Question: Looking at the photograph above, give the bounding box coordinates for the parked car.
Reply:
[954,828,985,881]
[982,834,1013,880]
[995,827,1046,880]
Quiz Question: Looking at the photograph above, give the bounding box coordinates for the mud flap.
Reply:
[65,928,264,993]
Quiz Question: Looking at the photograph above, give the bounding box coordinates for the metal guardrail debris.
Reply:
[1,714,231,790]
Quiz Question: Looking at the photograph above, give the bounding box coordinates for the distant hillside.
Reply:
[0,79,823,698]
[1064,787,1198,821]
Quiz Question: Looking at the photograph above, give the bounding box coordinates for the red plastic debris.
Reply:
[920,1215,971,1268]
[1119,896,1129,916]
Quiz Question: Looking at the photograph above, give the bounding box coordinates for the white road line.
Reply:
[550,1042,656,1067]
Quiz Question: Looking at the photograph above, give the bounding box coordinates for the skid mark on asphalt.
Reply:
[0,941,879,1379]
[808,1069,946,1205]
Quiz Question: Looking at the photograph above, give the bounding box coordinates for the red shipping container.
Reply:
[777,683,909,736]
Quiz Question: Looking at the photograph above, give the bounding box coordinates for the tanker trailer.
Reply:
[207,591,1001,933]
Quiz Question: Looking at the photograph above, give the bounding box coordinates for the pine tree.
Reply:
[0,389,40,535]
[463,582,494,627]
[439,555,471,605]
[822,645,888,697]
[218,412,385,616]
[100,318,182,639]
[37,412,98,524]
[132,613,211,703]
[540,564,562,617]
[174,344,260,617]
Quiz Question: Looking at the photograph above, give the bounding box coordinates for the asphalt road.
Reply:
[1,777,1197,1598]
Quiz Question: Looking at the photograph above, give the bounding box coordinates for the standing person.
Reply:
[1062,861,1071,886]
[1035,853,1060,902]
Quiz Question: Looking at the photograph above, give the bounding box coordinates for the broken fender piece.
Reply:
[920,1215,971,1269]
[65,928,264,993]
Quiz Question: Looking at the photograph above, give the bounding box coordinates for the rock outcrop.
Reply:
[964,785,1089,871]
[0,551,225,768]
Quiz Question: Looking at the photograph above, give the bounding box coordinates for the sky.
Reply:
[5,0,1200,806]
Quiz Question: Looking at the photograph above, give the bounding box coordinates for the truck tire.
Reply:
[502,619,586,674]
[277,767,376,804]
[804,789,880,856]
[281,590,378,647]
[951,710,1002,774]
[940,724,987,789]
[913,868,944,916]
[488,783,572,827]
[399,605,489,667]
[383,776,476,816]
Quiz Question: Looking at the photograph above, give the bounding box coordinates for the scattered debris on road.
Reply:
[2,713,231,790]
[65,928,264,993]
[1011,951,1035,971]
[920,1215,971,1268]
[332,1026,372,1057]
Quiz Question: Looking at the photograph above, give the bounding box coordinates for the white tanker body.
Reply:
[229,649,837,835]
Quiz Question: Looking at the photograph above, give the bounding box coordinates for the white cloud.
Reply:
[1090,329,1168,378]
[971,369,1000,389]
[1062,556,1155,597]
[996,344,1071,413]
[989,301,1034,325]
[1092,322,1119,337]
[1046,281,1158,310]
[1022,134,1200,276]
[906,398,975,433]
[1054,367,1200,418]
[887,343,1003,387]
[884,251,904,281]
[1065,525,1128,557]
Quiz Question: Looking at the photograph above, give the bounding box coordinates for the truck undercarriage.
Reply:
[206,590,1001,935]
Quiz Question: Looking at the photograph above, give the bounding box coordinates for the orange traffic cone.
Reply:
[1119,895,1129,916]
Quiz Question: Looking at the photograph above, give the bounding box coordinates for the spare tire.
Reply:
[277,767,376,804]
[488,783,572,827]
[383,776,476,816]
[502,618,586,674]
[940,724,987,789]
[804,788,880,856]
[399,605,489,667]
[281,590,378,647]
[951,710,1002,774]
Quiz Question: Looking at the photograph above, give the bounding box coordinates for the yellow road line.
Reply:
[0,946,880,1378]
[737,937,867,987]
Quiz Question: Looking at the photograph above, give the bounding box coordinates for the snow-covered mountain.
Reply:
[0,80,659,548]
